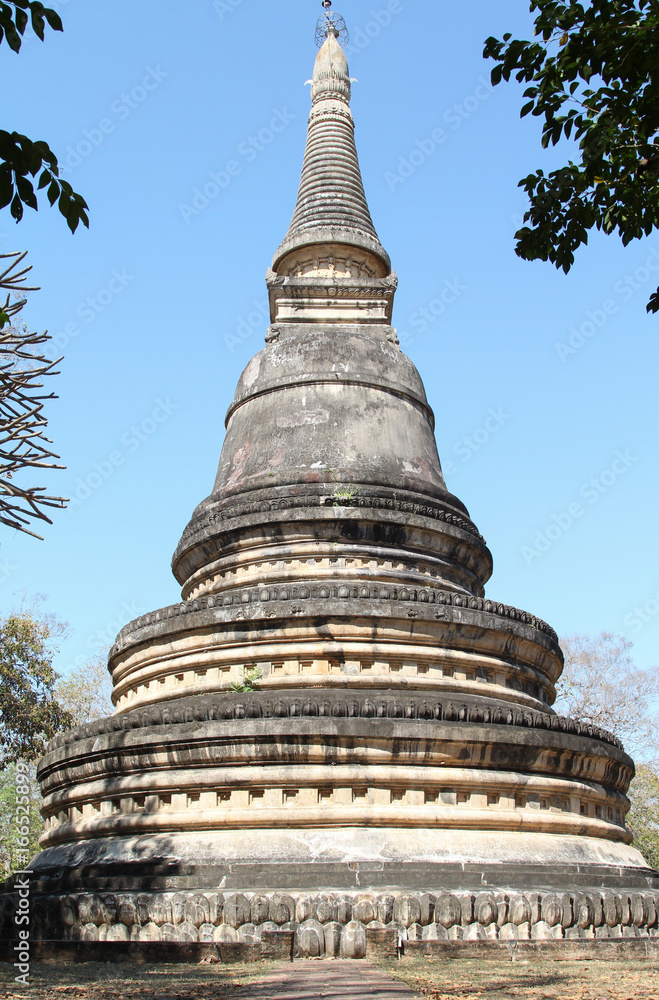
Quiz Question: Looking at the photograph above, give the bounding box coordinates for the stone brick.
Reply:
[631,894,647,928]
[224,894,250,929]
[463,922,486,941]
[107,924,129,942]
[419,893,436,925]
[208,893,224,925]
[295,896,313,923]
[498,922,518,940]
[435,893,461,929]
[376,894,395,925]
[474,893,497,927]
[508,895,531,927]
[531,920,553,940]
[603,894,622,928]
[171,893,187,926]
[177,920,199,942]
[574,894,594,930]
[341,920,367,959]
[312,893,337,924]
[185,894,210,928]
[251,895,270,925]
[393,893,421,928]
[297,918,325,957]
[147,894,171,926]
[116,896,138,928]
[199,922,215,942]
[407,922,424,941]
[237,922,258,943]
[160,923,178,941]
[324,921,343,958]
[81,923,99,941]
[336,895,353,925]
[138,921,161,941]
[269,894,296,925]
[353,895,377,925]
[214,924,237,944]
[136,893,151,926]
[540,893,562,927]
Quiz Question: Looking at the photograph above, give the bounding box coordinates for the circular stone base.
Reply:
[1,886,658,953]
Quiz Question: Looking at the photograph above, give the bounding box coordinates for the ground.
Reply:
[0,957,658,999]
[380,956,659,1000]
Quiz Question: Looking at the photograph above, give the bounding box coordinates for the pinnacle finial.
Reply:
[315,0,349,48]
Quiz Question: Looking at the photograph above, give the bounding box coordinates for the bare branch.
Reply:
[0,252,67,539]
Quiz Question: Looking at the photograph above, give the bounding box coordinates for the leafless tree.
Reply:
[0,251,66,538]
[555,632,659,765]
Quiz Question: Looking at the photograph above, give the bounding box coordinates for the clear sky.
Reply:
[3,0,658,682]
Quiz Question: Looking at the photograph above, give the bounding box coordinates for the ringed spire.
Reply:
[272,4,390,273]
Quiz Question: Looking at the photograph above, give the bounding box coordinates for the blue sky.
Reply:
[3,0,658,681]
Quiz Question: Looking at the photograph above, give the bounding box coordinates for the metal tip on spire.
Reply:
[315,1,349,48]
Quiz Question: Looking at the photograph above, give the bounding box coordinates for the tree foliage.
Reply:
[555,631,659,763]
[0,607,71,764]
[0,760,43,879]
[0,2,88,232]
[628,763,659,871]
[484,0,659,313]
[55,654,113,727]
[0,251,66,537]
[556,632,659,869]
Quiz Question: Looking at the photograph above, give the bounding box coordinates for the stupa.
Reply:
[4,4,658,955]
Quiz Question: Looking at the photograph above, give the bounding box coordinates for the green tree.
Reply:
[0,2,88,232]
[0,605,72,763]
[0,760,43,879]
[628,764,659,871]
[484,0,659,313]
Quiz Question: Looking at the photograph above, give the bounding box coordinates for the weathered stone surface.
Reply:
[251,895,270,926]
[213,924,237,944]
[185,894,210,928]
[269,894,296,925]
[107,924,129,942]
[138,922,161,942]
[297,919,325,957]
[15,16,659,963]
[541,894,562,927]
[376,894,395,926]
[353,896,377,925]
[176,920,198,942]
[341,920,367,959]
[224,894,250,929]
[237,922,258,943]
[474,893,497,927]
[435,893,461,928]
[393,894,421,928]
[147,894,171,926]
[324,921,342,958]
[198,923,215,943]
[312,894,337,925]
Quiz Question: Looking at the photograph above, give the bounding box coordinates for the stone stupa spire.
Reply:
[273,11,390,272]
[11,2,657,958]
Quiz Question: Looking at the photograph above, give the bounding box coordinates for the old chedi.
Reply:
[16,18,659,951]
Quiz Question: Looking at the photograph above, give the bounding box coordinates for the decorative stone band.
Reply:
[2,889,658,950]
[44,689,623,759]
[110,587,558,660]
[176,489,484,547]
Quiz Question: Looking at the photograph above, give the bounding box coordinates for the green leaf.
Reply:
[10,192,23,222]
[43,7,62,31]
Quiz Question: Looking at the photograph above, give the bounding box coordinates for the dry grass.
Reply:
[376,955,659,1000]
[0,960,280,999]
